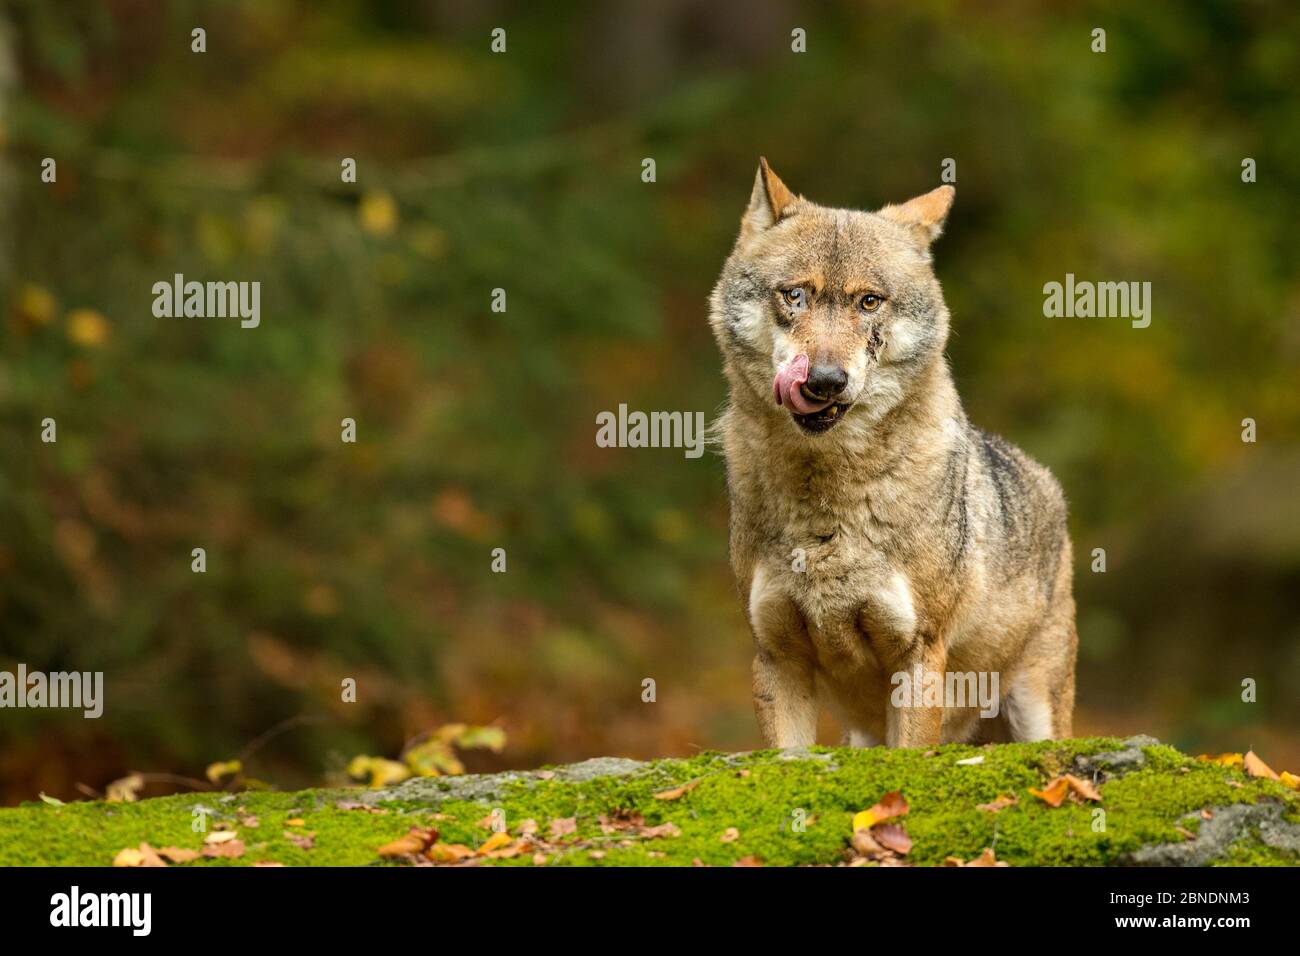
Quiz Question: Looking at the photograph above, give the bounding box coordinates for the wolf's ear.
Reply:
[741,157,798,237]
[877,185,955,247]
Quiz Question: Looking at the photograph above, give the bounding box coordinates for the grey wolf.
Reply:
[709,159,1076,748]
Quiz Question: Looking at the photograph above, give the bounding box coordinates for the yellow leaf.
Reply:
[1279,772,1299,790]
[359,191,398,237]
[67,308,110,348]
[17,284,57,326]
[205,760,242,783]
[852,791,909,831]
[477,831,512,855]
[1197,753,1243,768]
[113,848,146,867]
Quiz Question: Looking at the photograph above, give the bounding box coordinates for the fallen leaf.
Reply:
[653,780,700,801]
[1200,809,1214,820]
[377,827,438,858]
[113,848,146,867]
[1174,826,1197,841]
[720,827,740,843]
[960,847,1008,867]
[204,830,239,845]
[241,816,260,828]
[589,850,606,860]
[38,792,65,807]
[205,760,242,784]
[873,823,912,855]
[640,822,682,839]
[285,818,306,827]
[157,847,200,863]
[954,755,985,766]
[1065,774,1103,802]
[1280,772,1299,791]
[517,819,539,835]
[976,793,1019,813]
[733,856,764,867]
[425,843,475,863]
[549,817,578,839]
[201,840,246,859]
[285,831,316,850]
[478,831,512,855]
[106,774,145,803]
[253,861,285,867]
[1197,753,1244,768]
[1029,777,1071,807]
[1243,750,1279,780]
[136,843,167,868]
[853,791,909,831]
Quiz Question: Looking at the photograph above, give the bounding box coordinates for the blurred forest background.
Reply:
[0,0,1297,804]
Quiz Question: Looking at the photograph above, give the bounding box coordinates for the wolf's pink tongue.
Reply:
[774,354,832,414]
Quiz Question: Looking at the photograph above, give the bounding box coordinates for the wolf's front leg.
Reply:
[885,637,947,748]
[748,568,817,747]
[751,649,817,747]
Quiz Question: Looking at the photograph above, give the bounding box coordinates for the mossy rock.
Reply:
[2,737,1296,866]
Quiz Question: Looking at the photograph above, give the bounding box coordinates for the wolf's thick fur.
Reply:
[709,160,1076,748]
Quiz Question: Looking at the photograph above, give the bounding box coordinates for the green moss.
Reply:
[1,738,1295,867]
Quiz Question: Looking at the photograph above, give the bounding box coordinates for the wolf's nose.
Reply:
[803,364,848,400]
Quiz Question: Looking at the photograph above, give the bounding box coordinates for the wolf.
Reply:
[709,159,1076,748]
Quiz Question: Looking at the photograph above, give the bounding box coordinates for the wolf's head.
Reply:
[710,159,954,438]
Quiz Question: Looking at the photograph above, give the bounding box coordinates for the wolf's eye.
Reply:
[858,293,885,313]
[781,286,807,309]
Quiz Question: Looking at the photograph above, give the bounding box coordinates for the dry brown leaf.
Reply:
[853,791,909,831]
[549,816,578,839]
[720,827,740,843]
[425,842,475,863]
[976,793,1019,813]
[517,819,539,835]
[640,822,682,839]
[157,846,200,864]
[873,823,912,855]
[1065,774,1103,802]
[733,855,764,867]
[851,830,883,856]
[136,843,167,868]
[960,847,1008,867]
[286,831,316,850]
[589,850,606,860]
[240,816,260,828]
[203,830,239,845]
[1243,750,1279,780]
[653,780,700,801]
[201,840,246,859]
[1174,826,1197,841]
[377,827,438,858]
